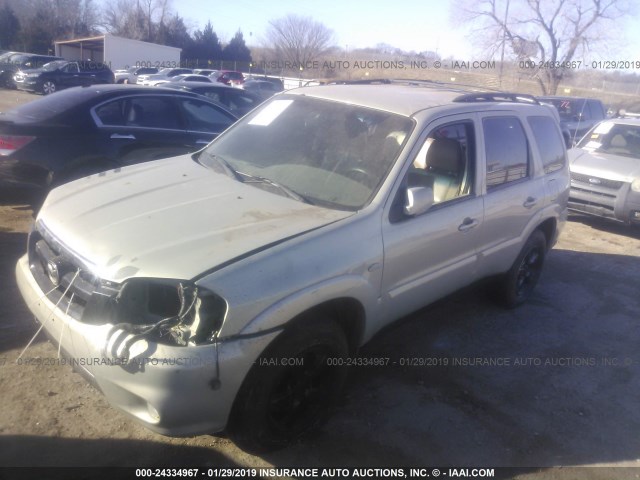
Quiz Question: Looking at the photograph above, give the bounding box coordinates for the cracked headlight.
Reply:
[83,278,227,346]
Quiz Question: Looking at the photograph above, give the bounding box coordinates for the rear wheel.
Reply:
[229,318,348,453]
[501,230,546,308]
[42,80,56,95]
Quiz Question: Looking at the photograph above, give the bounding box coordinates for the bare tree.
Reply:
[457,0,631,94]
[102,0,172,42]
[265,14,334,68]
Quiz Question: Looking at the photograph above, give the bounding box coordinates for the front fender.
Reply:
[230,274,378,340]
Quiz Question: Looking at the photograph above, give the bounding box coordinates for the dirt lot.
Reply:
[1,89,640,479]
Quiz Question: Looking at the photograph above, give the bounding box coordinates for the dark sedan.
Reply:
[160,82,262,116]
[0,85,238,190]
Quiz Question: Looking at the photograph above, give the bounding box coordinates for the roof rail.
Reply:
[453,92,540,104]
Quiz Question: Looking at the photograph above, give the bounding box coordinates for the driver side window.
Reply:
[408,121,475,205]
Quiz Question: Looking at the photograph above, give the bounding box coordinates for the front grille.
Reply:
[28,224,102,320]
[571,172,624,191]
[570,186,617,199]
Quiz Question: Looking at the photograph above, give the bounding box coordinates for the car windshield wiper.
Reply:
[201,152,313,204]
[203,152,244,182]
[239,172,313,205]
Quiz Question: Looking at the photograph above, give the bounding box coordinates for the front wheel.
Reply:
[229,318,348,453]
[501,230,547,308]
[42,80,57,95]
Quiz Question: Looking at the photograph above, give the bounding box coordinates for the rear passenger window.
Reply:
[95,97,181,129]
[528,116,566,173]
[483,117,529,189]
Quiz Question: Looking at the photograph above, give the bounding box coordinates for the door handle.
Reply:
[523,196,538,208]
[458,217,479,232]
[110,134,136,140]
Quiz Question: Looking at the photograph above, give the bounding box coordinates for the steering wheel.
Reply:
[345,167,376,186]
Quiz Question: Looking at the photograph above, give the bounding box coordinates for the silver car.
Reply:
[568,118,640,224]
[16,86,569,452]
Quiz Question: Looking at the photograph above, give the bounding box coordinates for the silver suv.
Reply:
[568,118,640,224]
[16,86,569,452]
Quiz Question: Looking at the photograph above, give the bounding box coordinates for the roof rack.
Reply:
[453,93,540,104]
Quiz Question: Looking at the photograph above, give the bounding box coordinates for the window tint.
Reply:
[528,116,566,173]
[483,116,529,189]
[95,97,181,129]
[227,92,258,111]
[180,99,235,132]
[201,90,223,103]
[408,121,475,205]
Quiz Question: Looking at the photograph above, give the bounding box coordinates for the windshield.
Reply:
[157,68,173,75]
[578,122,640,159]
[199,95,414,211]
[546,98,587,121]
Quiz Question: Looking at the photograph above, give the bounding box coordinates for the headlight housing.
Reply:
[631,178,640,193]
[83,278,227,347]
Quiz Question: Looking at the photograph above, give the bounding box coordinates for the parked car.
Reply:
[0,84,237,190]
[0,52,63,88]
[13,60,115,94]
[538,96,607,145]
[241,79,283,100]
[212,70,244,86]
[160,82,262,116]
[245,75,285,91]
[114,66,159,84]
[137,68,193,86]
[150,74,213,86]
[568,118,640,224]
[15,87,568,452]
[193,69,218,76]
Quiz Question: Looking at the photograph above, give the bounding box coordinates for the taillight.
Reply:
[0,135,35,156]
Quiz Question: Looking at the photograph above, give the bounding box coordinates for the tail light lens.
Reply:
[0,135,35,156]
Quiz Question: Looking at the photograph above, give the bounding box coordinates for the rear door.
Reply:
[92,95,194,166]
[475,113,547,276]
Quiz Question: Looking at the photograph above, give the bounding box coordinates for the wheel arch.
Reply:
[536,216,557,251]
[283,297,366,355]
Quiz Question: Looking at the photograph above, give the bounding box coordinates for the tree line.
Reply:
[0,0,251,65]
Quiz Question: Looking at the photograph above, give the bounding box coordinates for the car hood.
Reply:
[39,155,353,282]
[569,148,640,182]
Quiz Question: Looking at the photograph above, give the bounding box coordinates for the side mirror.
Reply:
[404,186,434,216]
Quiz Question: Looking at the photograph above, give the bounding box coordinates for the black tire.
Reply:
[501,230,546,308]
[229,318,348,453]
[42,80,56,95]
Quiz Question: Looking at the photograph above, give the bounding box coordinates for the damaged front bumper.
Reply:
[15,254,279,436]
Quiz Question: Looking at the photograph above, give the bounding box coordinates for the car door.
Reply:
[380,115,484,324]
[92,95,194,166]
[59,62,82,88]
[176,97,238,148]
[475,113,547,277]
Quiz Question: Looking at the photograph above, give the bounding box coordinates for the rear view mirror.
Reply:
[404,186,434,216]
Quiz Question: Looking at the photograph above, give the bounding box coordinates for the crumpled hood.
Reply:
[39,155,352,282]
[569,148,640,182]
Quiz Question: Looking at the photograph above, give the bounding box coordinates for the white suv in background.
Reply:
[16,85,569,452]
